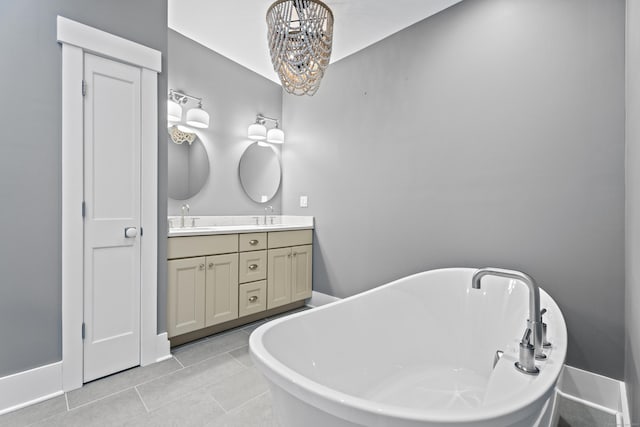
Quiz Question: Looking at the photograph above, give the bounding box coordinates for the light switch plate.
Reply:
[300,195,308,208]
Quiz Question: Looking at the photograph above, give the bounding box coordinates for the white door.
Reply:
[83,53,142,382]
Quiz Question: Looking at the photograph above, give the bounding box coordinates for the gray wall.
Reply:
[626,0,640,419]
[0,0,167,377]
[167,30,283,217]
[282,0,625,379]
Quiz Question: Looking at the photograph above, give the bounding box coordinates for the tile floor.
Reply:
[0,315,287,427]
[0,306,613,427]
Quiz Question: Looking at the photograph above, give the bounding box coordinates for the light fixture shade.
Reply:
[186,107,210,129]
[267,127,285,144]
[248,123,267,140]
[168,99,182,122]
[267,0,333,96]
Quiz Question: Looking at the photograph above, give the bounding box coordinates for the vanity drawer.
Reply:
[168,234,238,259]
[239,233,267,252]
[239,281,267,317]
[268,230,313,249]
[238,250,267,284]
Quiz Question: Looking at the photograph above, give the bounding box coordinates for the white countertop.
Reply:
[167,215,314,237]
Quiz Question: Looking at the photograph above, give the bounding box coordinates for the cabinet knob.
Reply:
[208,262,214,269]
[248,264,258,270]
[249,239,259,246]
[248,296,258,303]
[199,263,205,270]
[292,252,297,257]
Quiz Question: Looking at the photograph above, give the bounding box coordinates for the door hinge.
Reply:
[140,227,143,236]
[82,80,87,97]
[82,201,86,218]
[81,322,86,340]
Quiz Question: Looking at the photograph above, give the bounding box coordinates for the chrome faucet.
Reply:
[264,205,274,225]
[180,203,190,228]
[471,267,544,375]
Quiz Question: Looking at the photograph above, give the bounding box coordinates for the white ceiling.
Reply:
[168,0,463,84]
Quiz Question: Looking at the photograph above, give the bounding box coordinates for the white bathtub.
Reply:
[249,268,567,427]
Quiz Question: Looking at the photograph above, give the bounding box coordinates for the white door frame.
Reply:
[58,16,168,392]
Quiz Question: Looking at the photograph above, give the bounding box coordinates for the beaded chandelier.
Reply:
[266,0,334,96]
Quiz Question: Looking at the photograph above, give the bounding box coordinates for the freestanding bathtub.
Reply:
[249,268,567,427]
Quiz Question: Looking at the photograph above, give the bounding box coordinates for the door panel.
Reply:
[205,253,239,327]
[267,247,291,309]
[90,246,137,342]
[167,257,206,337]
[291,245,313,301]
[83,53,141,382]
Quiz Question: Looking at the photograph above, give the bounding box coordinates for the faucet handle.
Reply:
[540,308,552,348]
[520,327,533,346]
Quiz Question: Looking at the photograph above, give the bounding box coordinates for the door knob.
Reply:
[124,227,138,238]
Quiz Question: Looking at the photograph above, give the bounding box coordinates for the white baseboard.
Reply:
[155,332,171,363]
[556,365,630,425]
[305,291,341,308]
[0,362,63,416]
[0,335,171,416]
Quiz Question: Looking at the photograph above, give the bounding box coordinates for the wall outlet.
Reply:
[300,195,308,208]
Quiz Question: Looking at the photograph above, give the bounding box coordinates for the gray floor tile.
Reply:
[204,368,269,412]
[0,395,67,427]
[229,345,254,368]
[173,330,249,367]
[266,306,311,321]
[137,353,245,411]
[124,391,225,427]
[209,392,280,427]
[31,389,145,427]
[556,394,617,427]
[241,320,266,334]
[67,357,182,409]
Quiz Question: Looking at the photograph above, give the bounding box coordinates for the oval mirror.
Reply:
[239,142,281,203]
[167,132,210,200]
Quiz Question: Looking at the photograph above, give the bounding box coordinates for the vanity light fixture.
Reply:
[186,102,210,128]
[248,114,285,145]
[248,121,267,141]
[168,89,210,129]
[267,126,284,144]
[266,0,334,96]
[168,99,182,122]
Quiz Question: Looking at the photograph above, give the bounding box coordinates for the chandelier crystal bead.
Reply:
[266,0,334,96]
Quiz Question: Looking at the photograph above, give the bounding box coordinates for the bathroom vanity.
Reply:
[166,216,313,346]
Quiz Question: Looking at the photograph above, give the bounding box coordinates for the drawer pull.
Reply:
[248,296,258,303]
[248,264,259,270]
[249,239,259,246]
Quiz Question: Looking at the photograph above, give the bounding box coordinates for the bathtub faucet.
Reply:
[471,267,543,375]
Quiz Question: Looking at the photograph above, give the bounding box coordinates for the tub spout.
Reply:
[471,267,544,374]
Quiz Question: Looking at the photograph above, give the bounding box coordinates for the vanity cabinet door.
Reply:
[205,253,239,327]
[168,257,206,338]
[291,245,313,302]
[267,247,292,309]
